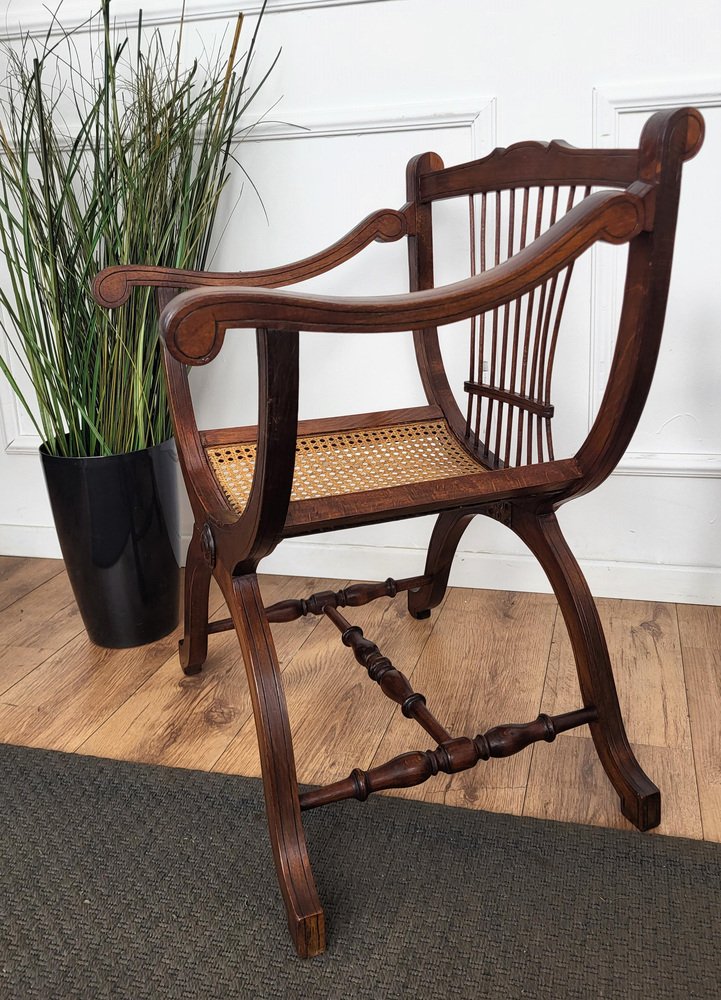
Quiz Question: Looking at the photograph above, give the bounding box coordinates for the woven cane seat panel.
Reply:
[206,420,484,513]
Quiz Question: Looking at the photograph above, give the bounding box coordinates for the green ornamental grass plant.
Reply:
[0,0,274,457]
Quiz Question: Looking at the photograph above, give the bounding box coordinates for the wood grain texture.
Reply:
[93,207,410,307]
[511,507,661,831]
[371,588,558,807]
[677,604,721,842]
[75,108,705,953]
[159,190,646,364]
[0,556,63,612]
[221,572,324,958]
[0,645,51,698]
[213,585,447,782]
[523,735,703,840]
[0,564,714,844]
[79,576,337,770]
[542,598,690,750]
[0,570,83,651]
[0,629,179,751]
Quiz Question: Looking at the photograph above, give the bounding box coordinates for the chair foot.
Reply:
[408,511,475,618]
[620,788,661,832]
[289,909,327,959]
[179,526,212,676]
[222,572,326,957]
[511,505,661,833]
[178,639,204,676]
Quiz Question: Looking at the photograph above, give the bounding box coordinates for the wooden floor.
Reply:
[1,554,719,843]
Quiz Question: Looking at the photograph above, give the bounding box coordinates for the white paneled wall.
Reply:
[1,0,720,603]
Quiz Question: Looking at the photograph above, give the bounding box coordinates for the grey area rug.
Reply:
[1,744,719,1000]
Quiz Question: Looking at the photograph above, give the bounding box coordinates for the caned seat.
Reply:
[204,410,484,512]
[93,107,704,959]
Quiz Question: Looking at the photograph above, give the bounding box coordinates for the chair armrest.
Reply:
[159,188,646,365]
[91,207,410,308]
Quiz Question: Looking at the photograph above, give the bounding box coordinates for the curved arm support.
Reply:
[161,350,239,529]
[228,328,300,574]
[161,330,299,569]
[159,188,646,366]
[562,107,705,502]
[91,207,411,308]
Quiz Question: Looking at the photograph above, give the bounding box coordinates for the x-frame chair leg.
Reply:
[408,510,476,619]
[511,505,661,831]
[179,525,212,676]
[221,571,326,957]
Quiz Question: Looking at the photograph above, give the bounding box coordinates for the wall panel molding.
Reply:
[0,0,384,38]
[0,310,42,455]
[245,98,495,151]
[592,79,721,479]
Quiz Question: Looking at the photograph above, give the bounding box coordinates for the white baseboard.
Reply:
[0,523,62,559]
[2,521,718,605]
[178,534,721,607]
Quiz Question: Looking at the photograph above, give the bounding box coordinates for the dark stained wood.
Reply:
[419,140,641,201]
[300,706,598,810]
[221,573,325,958]
[264,575,430,623]
[408,510,476,619]
[178,525,212,675]
[281,457,583,535]
[201,405,443,447]
[464,380,555,418]
[510,505,660,831]
[323,603,451,745]
[158,189,646,365]
[566,107,705,501]
[93,207,411,307]
[91,107,703,955]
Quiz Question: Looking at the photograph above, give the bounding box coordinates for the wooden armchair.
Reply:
[94,106,703,957]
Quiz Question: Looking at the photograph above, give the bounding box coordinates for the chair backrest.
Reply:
[405,108,703,472]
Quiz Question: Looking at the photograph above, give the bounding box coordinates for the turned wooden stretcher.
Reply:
[94,105,704,957]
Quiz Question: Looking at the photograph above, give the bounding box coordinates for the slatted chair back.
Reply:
[405,134,680,471]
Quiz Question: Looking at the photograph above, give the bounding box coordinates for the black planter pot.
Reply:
[40,438,180,648]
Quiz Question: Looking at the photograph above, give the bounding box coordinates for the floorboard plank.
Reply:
[0,629,180,752]
[0,558,711,843]
[79,576,340,770]
[677,604,721,843]
[370,589,557,810]
[213,584,446,782]
[0,556,64,612]
[541,598,690,750]
[523,734,703,840]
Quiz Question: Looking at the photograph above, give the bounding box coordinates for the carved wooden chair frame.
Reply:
[94,106,703,957]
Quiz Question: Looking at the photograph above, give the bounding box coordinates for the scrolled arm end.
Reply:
[92,266,133,308]
[639,107,705,182]
[160,290,229,365]
[679,107,705,162]
[597,190,646,244]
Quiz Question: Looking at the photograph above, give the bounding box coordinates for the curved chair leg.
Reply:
[222,571,325,957]
[408,511,476,619]
[511,505,660,832]
[178,526,211,676]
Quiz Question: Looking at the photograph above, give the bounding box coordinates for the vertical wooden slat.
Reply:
[495,189,516,464]
[466,195,477,439]
[483,191,503,460]
[473,193,487,450]
[504,295,524,466]
[544,262,575,460]
[527,278,548,463]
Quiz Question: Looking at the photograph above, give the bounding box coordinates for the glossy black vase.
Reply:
[40,439,180,648]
